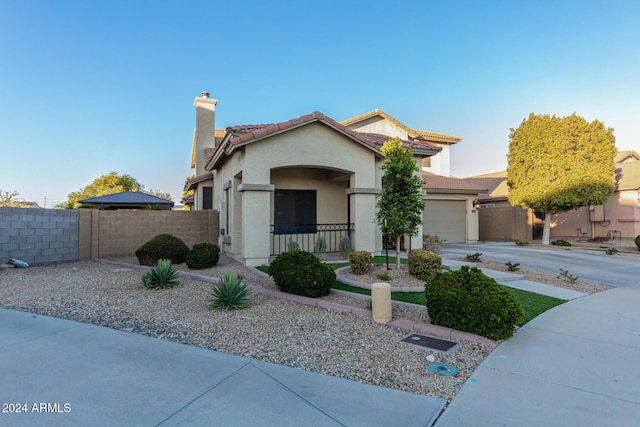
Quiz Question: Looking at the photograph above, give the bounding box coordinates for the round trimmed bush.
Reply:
[425,266,524,340]
[348,250,372,275]
[135,234,190,266]
[408,249,442,281]
[635,235,640,251]
[186,243,220,269]
[268,250,335,298]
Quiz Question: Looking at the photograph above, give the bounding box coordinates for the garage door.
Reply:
[423,200,466,243]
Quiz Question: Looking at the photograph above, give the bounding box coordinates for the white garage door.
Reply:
[423,200,466,243]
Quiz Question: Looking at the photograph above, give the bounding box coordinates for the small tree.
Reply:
[375,138,425,269]
[0,189,20,206]
[507,113,617,244]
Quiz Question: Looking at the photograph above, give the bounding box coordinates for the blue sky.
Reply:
[1,0,639,207]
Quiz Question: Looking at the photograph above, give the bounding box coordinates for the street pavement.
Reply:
[442,242,640,288]
[0,308,445,427]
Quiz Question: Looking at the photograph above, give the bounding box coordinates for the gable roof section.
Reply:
[423,172,487,195]
[341,109,461,144]
[463,175,509,201]
[206,111,441,170]
[615,150,640,164]
[185,171,214,191]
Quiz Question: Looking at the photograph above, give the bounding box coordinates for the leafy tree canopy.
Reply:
[375,138,425,267]
[507,112,617,243]
[57,171,171,209]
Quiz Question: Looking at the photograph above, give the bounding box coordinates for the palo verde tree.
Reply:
[507,113,617,245]
[57,171,171,209]
[375,137,425,269]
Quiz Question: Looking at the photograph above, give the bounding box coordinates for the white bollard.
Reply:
[371,282,392,324]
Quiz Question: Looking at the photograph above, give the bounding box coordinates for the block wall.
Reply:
[0,207,79,266]
[1,207,218,265]
[78,209,219,259]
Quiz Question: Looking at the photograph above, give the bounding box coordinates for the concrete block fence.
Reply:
[0,207,219,266]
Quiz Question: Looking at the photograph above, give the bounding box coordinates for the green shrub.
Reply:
[422,235,446,252]
[348,250,372,275]
[142,259,179,289]
[551,239,571,247]
[465,252,483,262]
[210,272,250,310]
[268,250,335,298]
[314,236,327,254]
[635,235,640,250]
[514,240,529,246]
[558,269,579,283]
[135,234,189,266]
[339,235,352,258]
[376,272,391,281]
[186,242,220,269]
[425,266,524,340]
[408,249,442,281]
[605,247,618,256]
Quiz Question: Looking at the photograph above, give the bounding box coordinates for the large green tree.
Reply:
[375,138,425,268]
[507,113,617,244]
[57,171,171,209]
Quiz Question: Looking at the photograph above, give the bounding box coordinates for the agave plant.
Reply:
[142,259,179,289]
[210,272,250,310]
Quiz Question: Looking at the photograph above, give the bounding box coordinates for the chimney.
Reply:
[193,91,218,175]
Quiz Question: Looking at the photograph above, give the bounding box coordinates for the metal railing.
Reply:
[270,223,353,255]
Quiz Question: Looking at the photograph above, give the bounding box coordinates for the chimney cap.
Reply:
[201,91,210,98]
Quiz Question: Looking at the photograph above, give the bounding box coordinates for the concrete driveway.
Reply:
[442,242,640,288]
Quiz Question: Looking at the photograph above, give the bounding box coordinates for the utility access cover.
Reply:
[400,334,459,353]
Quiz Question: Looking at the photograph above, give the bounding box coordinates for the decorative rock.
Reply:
[371,282,392,324]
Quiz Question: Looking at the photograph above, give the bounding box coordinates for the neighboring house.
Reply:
[466,150,640,241]
[185,92,483,265]
[78,192,174,210]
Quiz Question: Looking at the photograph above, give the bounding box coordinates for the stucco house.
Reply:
[185,92,483,265]
[466,150,640,241]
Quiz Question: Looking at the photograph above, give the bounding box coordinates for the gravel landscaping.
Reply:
[0,246,617,402]
[0,256,491,402]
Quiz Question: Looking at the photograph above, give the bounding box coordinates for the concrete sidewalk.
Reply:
[0,308,445,427]
[436,286,640,426]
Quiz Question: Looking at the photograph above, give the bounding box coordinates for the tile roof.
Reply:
[206,111,441,170]
[190,129,227,168]
[78,192,174,205]
[184,171,214,191]
[462,176,510,201]
[340,109,461,144]
[422,172,487,194]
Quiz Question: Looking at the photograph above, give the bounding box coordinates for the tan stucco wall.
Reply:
[346,117,409,140]
[551,190,640,239]
[215,122,383,265]
[193,178,213,211]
